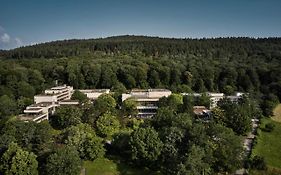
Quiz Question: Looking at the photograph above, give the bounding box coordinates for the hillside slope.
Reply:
[1,35,281,60]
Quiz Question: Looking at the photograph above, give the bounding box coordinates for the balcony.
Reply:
[137,106,158,109]
[24,107,43,113]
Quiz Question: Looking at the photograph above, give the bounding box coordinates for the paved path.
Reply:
[80,168,86,175]
[235,118,259,175]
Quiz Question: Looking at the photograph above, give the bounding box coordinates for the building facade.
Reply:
[34,85,73,104]
[19,102,56,123]
[18,85,111,123]
[19,85,75,123]
[79,89,110,100]
[122,89,172,118]
[182,92,244,109]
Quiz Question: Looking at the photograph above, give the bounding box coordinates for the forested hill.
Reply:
[0,35,281,117]
[1,35,281,59]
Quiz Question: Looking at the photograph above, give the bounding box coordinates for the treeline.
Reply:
[1,36,281,59]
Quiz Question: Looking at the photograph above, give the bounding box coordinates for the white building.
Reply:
[79,89,110,100]
[19,102,56,123]
[34,85,73,104]
[122,89,172,118]
[182,92,244,109]
[207,92,224,108]
[19,85,75,123]
[226,92,244,103]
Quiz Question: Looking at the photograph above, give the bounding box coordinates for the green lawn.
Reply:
[252,117,281,169]
[272,104,281,123]
[83,157,161,175]
[250,168,281,175]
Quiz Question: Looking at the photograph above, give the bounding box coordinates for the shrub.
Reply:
[264,123,275,132]
[251,156,267,170]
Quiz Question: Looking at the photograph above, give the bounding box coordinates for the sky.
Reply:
[1,0,281,49]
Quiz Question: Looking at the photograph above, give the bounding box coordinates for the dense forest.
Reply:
[0,36,280,116]
[0,35,280,174]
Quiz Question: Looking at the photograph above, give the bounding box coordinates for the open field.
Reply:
[251,117,281,170]
[83,157,161,175]
[250,167,281,175]
[272,104,281,123]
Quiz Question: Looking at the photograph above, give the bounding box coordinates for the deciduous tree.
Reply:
[44,146,81,175]
[0,143,38,175]
[96,113,120,138]
[129,127,163,166]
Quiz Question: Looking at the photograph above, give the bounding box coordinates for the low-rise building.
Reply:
[122,89,172,118]
[19,102,56,123]
[207,92,224,108]
[34,85,73,104]
[182,92,244,109]
[226,92,244,103]
[193,106,211,120]
[58,100,79,105]
[79,89,110,100]
[19,85,74,123]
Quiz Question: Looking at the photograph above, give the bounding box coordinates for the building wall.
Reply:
[34,95,57,104]
[122,89,172,118]
[79,89,110,100]
[21,85,74,123]
[182,92,243,109]
[148,90,172,98]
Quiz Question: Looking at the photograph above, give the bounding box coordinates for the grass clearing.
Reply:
[83,157,161,175]
[250,167,281,175]
[272,104,281,123]
[252,117,281,169]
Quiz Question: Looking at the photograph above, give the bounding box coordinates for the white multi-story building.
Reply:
[79,89,110,100]
[19,85,75,123]
[122,89,172,118]
[182,92,244,109]
[34,85,73,104]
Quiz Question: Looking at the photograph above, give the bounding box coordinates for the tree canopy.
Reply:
[0,142,38,175]
[44,146,81,175]
[129,127,163,167]
[51,106,82,129]
[96,113,120,138]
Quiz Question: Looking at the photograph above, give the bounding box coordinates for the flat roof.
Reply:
[227,96,241,99]
[18,115,34,121]
[25,107,43,111]
[193,106,207,109]
[35,93,59,96]
[181,93,202,96]
[18,113,46,121]
[136,98,160,101]
[30,102,53,107]
[193,106,210,115]
[207,92,224,96]
[60,99,79,102]
[130,89,171,93]
[50,85,68,90]
[79,89,110,93]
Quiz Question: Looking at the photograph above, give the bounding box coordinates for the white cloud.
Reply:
[0,26,24,49]
[15,37,23,47]
[30,42,39,46]
[1,33,10,43]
